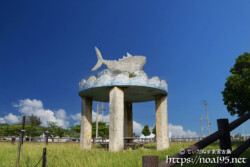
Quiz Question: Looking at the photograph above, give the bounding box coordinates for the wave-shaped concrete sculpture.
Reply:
[79,69,168,92]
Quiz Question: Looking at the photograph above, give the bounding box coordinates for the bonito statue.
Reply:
[92,47,146,72]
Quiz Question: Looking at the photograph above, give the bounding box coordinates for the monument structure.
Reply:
[79,47,169,151]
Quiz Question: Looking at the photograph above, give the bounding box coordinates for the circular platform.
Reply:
[79,85,167,102]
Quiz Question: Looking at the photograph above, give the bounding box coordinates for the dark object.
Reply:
[21,116,26,145]
[42,147,46,167]
[215,138,250,167]
[240,157,250,167]
[231,138,250,158]
[16,115,26,167]
[45,131,49,145]
[124,137,144,150]
[217,119,233,167]
[99,142,109,150]
[142,156,158,167]
[11,137,16,145]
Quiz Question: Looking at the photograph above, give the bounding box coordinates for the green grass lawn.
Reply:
[0,141,248,167]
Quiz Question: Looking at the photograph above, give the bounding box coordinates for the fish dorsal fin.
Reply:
[118,52,133,61]
[127,52,132,57]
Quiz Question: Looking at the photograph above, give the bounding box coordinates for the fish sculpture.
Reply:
[92,47,146,72]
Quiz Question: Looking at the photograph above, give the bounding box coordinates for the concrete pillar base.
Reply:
[155,95,169,150]
[124,102,133,138]
[109,87,124,152]
[80,97,92,149]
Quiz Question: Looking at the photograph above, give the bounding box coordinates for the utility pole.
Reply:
[200,116,204,138]
[95,101,99,141]
[101,102,104,122]
[202,100,210,135]
[101,102,105,122]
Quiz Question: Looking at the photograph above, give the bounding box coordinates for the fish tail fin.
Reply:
[92,47,103,71]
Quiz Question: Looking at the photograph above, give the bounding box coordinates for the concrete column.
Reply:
[109,87,124,152]
[124,102,133,137]
[155,95,169,150]
[80,97,92,149]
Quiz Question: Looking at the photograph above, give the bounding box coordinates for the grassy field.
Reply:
[0,141,248,167]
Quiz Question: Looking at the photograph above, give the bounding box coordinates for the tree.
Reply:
[8,124,22,136]
[70,122,109,141]
[56,127,65,138]
[65,129,79,138]
[234,133,242,139]
[46,122,57,142]
[25,125,44,142]
[0,124,25,137]
[222,53,250,116]
[152,125,156,137]
[0,124,11,136]
[26,115,41,126]
[70,125,80,133]
[46,122,66,142]
[25,115,42,142]
[141,124,151,138]
[97,122,109,141]
[92,121,109,142]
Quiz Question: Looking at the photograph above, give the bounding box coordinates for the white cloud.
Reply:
[11,99,69,128]
[70,111,109,126]
[0,113,20,124]
[169,123,198,137]
[56,109,67,119]
[140,133,155,138]
[133,121,144,134]
[70,113,81,125]
[92,111,109,122]
[0,118,6,124]
[13,99,43,114]
[4,113,20,124]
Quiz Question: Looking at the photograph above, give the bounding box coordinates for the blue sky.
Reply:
[0,1,249,136]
